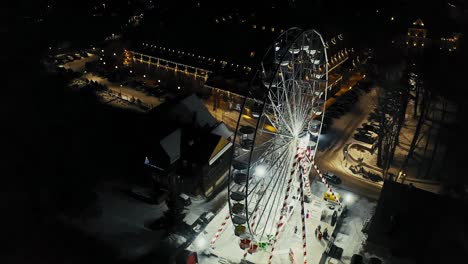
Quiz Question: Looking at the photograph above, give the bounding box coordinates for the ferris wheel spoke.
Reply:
[246,143,291,197]
[251,151,292,239]
[255,149,293,238]
[267,94,294,135]
[227,29,329,254]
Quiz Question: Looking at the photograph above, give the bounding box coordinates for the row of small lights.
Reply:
[92,47,188,84]
[252,24,285,33]
[214,14,234,24]
[141,43,252,72]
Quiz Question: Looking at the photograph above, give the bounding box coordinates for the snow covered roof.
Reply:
[179,94,217,128]
[210,122,233,139]
[160,128,181,164]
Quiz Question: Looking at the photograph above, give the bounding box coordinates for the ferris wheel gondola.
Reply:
[227,28,330,257]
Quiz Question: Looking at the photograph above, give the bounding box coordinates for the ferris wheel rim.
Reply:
[227,28,330,244]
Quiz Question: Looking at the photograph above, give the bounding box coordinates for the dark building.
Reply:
[144,94,233,197]
[364,181,468,264]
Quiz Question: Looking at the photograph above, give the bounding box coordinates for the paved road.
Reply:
[315,81,382,200]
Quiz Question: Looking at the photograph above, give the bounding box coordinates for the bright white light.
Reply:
[194,236,206,249]
[129,70,133,73]
[177,86,181,89]
[113,53,116,56]
[143,75,146,78]
[255,164,267,177]
[344,194,354,204]
[158,79,161,83]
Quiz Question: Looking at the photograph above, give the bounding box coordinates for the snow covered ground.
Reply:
[310,179,376,264]
[57,180,169,261]
[187,189,346,264]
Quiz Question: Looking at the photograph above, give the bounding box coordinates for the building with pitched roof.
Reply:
[144,94,233,197]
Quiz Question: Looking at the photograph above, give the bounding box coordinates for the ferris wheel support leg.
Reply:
[210,214,232,248]
[298,161,309,264]
[269,148,303,264]
[300,150,314,199]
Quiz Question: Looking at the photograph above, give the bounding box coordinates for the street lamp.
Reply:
[255,164,267,177]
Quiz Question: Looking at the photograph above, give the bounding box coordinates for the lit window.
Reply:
[271,27,275,32]
[413,42,417,46]
[262,26,266,30]
[250,51,255,57]
[253,24,256,29]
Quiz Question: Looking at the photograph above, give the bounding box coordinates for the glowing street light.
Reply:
[344,193,354,204]
[255,164,267,177]
[143,75,146,78]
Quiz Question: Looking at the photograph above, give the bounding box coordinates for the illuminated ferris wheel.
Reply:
[226,28,330,258]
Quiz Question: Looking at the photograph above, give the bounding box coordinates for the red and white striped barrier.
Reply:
[210,214,231,247]
[269,149,303,264]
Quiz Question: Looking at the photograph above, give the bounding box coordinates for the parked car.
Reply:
[200,212,215,223]
[326,111,343,119]
[351,254,364,264]
[368,111,380,121]
[328,105,346,114]
[323,191,342,203]
[362,123,379,133]
[335,102,352,111]
[338,96,357,104]
[323,172,342,184]
[354,133,376,144]
[179,193,192,206]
